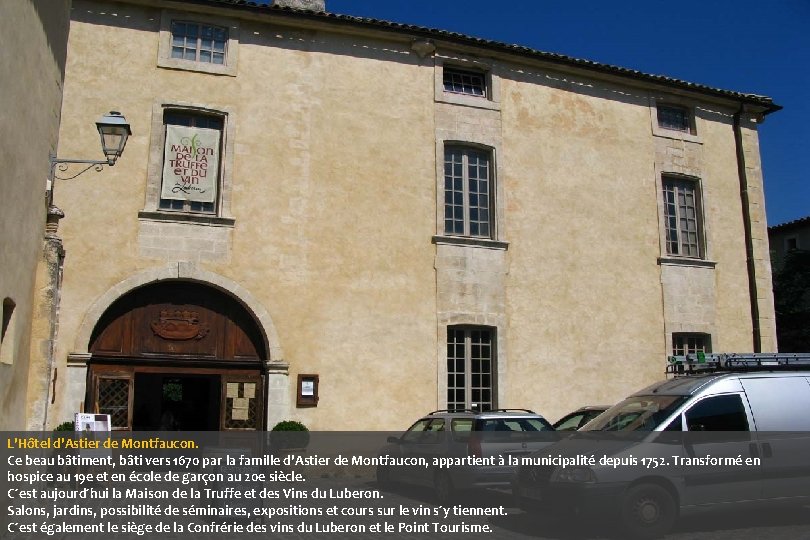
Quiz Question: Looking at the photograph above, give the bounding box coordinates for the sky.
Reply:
[327,0,809,226]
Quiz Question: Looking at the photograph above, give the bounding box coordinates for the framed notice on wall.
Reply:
[75,413,111,432]
[297,374,319,407]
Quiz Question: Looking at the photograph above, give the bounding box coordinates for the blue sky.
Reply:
[328,0,809,226]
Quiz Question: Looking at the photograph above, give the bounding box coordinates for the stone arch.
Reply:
[73,262,284,364]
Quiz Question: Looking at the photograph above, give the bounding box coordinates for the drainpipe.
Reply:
[733,104,761,352]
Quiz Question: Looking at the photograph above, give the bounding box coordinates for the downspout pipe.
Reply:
[733,104,761,352]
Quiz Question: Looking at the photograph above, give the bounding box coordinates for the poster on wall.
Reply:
[161,125,220,202]
[74,413,111,432]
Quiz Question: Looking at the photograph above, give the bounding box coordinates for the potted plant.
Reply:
[270,420,310,451]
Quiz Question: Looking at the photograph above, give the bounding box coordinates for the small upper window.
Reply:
[443,67,487,98]
[171,21,227,65]
[657,104,692,133]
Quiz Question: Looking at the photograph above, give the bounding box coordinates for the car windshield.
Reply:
[581,395,687,431]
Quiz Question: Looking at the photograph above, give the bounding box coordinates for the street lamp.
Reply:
[47,111,132,206]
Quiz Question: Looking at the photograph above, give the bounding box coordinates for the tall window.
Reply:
[443,67,487,98]
[662,176,703,258]
[672,333,711,356]
[171,21,227,65]
[447,327,495,411]
[444,146,493,238]
[160,112,224,214]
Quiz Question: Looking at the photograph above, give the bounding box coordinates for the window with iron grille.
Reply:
[443,67,487,97]
[160,111,224,214]
[447,327,495,411]
[657,104,692,133]
[171,21,227,65]
[444,146,493,238]
[672,333,712,356]
[97,377,131,430]
[662,176,703,258]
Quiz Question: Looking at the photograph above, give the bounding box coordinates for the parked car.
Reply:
[513,353,810,539]
[552,405,609,431]
[377,408,556,503]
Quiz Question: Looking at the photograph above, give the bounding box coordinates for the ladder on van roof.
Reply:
[667,352,810,375]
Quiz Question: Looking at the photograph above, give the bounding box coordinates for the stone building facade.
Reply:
[39,0,779,430]
[0,0,71,430]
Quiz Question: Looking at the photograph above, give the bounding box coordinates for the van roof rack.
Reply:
[666,352,810,375]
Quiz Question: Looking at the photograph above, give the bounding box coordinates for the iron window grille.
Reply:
[657,104,692,133]
[672,333,712,356]
[443,67,487,97]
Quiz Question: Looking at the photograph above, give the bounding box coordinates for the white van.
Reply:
[513,353,810,539]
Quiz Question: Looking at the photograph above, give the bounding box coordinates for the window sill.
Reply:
[157,58,236,77]
[432,235,509,250]
[436,94,500,111]
[138,210,235,227]
[658,257,716,269]
[651,126,702,144]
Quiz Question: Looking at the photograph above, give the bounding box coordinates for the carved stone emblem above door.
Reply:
[150,309,210,340]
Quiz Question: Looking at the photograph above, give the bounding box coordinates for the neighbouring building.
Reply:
[0,0,72,430]
[769,216,810,271]
[769,216,810,352]
[38,0,780,430]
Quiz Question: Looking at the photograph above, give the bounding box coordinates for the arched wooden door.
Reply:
[87,281,267,431]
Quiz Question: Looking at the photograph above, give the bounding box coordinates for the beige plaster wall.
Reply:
[49,0,777,429]
[498,70,665,420]
[0,0,70,430]
[52,1,437,430]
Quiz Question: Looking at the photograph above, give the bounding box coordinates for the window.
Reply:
[662,176,703,258]
[159,111,224,214]
[402,418,444,443]
[444,146,493,238]
[171,21,227,65]
[443,67,487,98]
[447,327,495,411]
[672,333,711,356]
[786,237,799,251]
[0,298,16,365]
[657,104,692,133]
[685,394,749,431]
[158,12,238,77]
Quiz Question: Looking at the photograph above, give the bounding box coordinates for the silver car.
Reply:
[377,408,555,503]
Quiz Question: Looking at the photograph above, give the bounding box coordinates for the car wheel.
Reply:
[434,470,455,504]
[620,483,677,539]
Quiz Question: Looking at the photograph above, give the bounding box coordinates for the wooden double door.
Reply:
[86,281,267,431]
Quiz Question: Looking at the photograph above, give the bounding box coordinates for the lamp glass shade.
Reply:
[96,111,132,164]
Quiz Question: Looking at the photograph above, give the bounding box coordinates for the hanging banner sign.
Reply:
[161,125,220,202]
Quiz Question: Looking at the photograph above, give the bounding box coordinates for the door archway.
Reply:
[87,280,267,431]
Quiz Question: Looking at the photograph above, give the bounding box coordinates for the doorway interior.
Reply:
[132,372,220,431]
